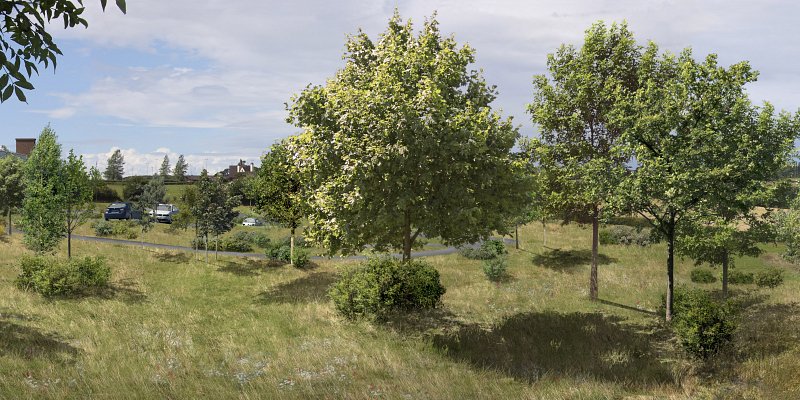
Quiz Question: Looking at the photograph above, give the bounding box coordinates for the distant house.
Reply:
[0,138,36,160]
[221,160,258,179]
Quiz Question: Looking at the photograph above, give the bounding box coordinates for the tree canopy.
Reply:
[21,125,65,252]
[0,0,126,102]
[104,149,124,180]
[287,11,531,261]
[0,154,24,235]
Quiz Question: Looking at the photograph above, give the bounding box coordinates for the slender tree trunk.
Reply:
[215,236,218,260]
[205,234,209,264]
[590,205,599,301]
[290,226,295,266]
[403,210,412,262]
[515,225,519,250]
[542,220,547,247]
[665,218,676,322]
[7,208,11,236]
[68,231,72,259]
[722,250,729,299]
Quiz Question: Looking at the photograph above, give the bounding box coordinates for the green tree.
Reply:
[104,149,124,181]
[775,195,800,264]
[88,165,103,201]
[21,126,65,252]
[135,175,166,239]
[252,140,306,265]
[193,170,239,262]
[62,150,93,258]
[0,0,126,102]
[528,21,640,301]
[618,46,798,321]
[0,155,24,235]
[287,11,531,261]
[159,155,170,178]
[173,154,188,182]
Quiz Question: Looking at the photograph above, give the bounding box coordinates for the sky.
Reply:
[1,0,798,176]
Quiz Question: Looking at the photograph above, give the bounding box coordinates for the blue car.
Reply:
[104,202,142,221]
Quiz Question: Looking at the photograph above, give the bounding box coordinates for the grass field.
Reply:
[1,221,799,399]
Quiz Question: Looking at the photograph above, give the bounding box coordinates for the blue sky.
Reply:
[1,0,798,175]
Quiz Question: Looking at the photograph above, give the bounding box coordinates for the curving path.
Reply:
[11,229,515,260]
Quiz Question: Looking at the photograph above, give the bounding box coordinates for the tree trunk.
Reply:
[722,250,729,299]
[205,234,209,264]
[515,225,519,250]
[542,220,547,247]
[215,236,218,261]
[6,208,11,236]
[290,226,295,266]
[665,221,676,322]
[403,211,412,262]
[68,232,72,259]
[589,206,599,301]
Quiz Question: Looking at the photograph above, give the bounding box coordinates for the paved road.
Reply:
[11,228,515,260]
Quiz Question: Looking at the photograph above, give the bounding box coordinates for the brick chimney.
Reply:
[15,138,35,156]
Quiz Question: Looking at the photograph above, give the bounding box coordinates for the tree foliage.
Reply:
[173,154,188,182]
[135,175,165,234]
[61,149,93,258]
[252,140,306,263]
[159,155,170,178]
[0,0,126,102]
[618,46,798,320]
[0,154,24,235]
[104,149,124,180]
[528,21,640,300]
[193,170,239,261]
[20,125,65,252]
[287,11,531,261]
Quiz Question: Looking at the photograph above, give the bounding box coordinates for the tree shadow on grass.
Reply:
[255,272,338,304]
[153,251,191,264]
[532,249,616,272]
[218,259,284,277]
[95,278,148,304]
[0,315,78,363]
[432,311,674,387]
[0,234,9,244]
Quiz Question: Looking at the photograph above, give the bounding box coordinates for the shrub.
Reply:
[329,256,446,320]
[94,220,114,237]
[17,256,111,297]
[220,236,253,252]
[265,244,292,262]
[291,248,310,268]
[755,268,784,289]
[483,255,508,282]
[727,270,754,285]
[690,268,716,284]
[665,287,737,359]
[459,239,507,260]
[599,225,655,246]
[229,231,271,248]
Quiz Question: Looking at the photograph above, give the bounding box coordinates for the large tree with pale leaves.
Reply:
[287,11,531,261]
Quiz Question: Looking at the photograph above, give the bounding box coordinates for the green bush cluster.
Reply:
[483,256,508,281]
[263,236,310,267]
[755,268,784,288]
[665,287,737,359]
[690,268,716,284]
[17,256,111,297]
[599,225,656,246]
[329,256,446,320]
[727,270,754,285]
[219,236,254,252]
[459,239,507,260]
[93,220,138,239]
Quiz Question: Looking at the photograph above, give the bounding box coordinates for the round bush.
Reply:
[690,268,716,284]
[598,225,656,246]
[459,239,507,260]
[328,256,446,320]
[291,248,310,268]
[94,220,113,237]
[667,287,737,359]
[755,268,784,289]
[483,255,508,282]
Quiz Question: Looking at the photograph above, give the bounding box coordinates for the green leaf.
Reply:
[115,0,127,14]
[100,0,108,10]
[0,74,8,89]
[1,85,12,102]
[15,80,34,90]
[15,86,27,102]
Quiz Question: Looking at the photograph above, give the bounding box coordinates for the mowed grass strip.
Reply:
[0,220,798,398]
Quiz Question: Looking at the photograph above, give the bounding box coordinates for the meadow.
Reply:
[1,221,798,399]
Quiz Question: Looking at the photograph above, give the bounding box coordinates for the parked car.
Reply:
[104,202,141,220]
[148,204,179,224]
[242,217,263,226]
